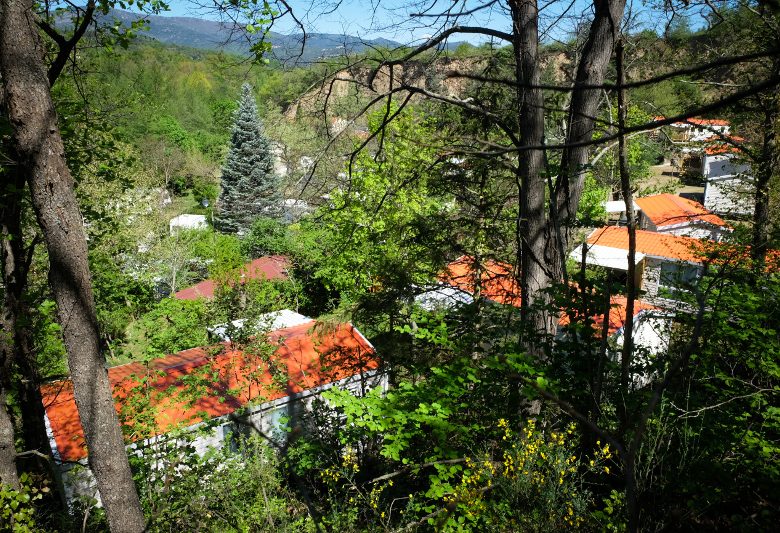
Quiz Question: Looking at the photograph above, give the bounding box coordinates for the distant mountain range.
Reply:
[64,9,402,62]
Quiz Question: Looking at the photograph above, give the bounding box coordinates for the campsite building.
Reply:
[572,226,706,299]
[701,144,754,217]
[41,311,384,505]
[418,256,672,360]
[635,194,730,240]
[173,256,291,300]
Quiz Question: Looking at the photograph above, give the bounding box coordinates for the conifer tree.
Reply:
[214,84,282,234]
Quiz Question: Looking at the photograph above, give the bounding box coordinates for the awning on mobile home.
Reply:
[570,243,646,271]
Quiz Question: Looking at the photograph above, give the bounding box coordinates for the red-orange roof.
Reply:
[439,255,521,307]
[439,257,654,336]
[559,295,659,336]
[589,227,780,272]
[636,194,727,229]
[704,136,745,155]
[687,118,729,127]
[41,321,377,462]
[174,256,290,300]
[586,226,706,263]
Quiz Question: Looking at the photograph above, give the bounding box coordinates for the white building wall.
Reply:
[701,154,750,180]
[169,214,208,234]
[614,313,672,358]
[655,222,725,241]
[689,124,729,142]
[639,212,658,232]
[613,312,674,388]
[704,176,754,216]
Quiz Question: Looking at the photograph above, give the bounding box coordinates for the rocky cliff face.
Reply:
[285,56,488,121]
[285,51,573,125]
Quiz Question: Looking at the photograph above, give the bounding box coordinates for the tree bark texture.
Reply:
[1,166,50,455]
[510,0,555,345]
[616,38,637,438]
[550,0,627,270]
[752,90,779,269]
[0,388,18,489]
[0,0,146,530]
[1,161,23,490]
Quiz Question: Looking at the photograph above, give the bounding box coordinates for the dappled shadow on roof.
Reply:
[41,320,377,462]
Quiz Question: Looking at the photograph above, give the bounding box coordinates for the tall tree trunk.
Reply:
[549,0,627,274]
[616,37,637,440]
[0,160,21,490]
[752,90,779,270]
[510,0,554,346]
[609,34,642,531]
[1,167,50,459]
[0,1,146,530]
[0,386,18,489]
[0,51,21,493]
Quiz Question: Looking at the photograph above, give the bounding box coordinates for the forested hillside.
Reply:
[1,1,778,532]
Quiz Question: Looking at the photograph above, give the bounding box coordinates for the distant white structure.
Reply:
[414,285,475,311]
[635,194,730,240]
[282,198,311,223]
[661,117,731,143]
[169,214,207,234]
[701,152,750,181]
[208,310,313,341]
[702,150,754,217]
[604,200,641,214]
[610,307,674,388]
[603,200,642,225]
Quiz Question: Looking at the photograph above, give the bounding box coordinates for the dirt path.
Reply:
[639,161,704,197]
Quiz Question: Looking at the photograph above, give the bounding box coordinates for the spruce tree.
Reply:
[214,84,282,234]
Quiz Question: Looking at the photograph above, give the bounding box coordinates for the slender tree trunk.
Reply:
[510,0,553,346]
[548,0,627,275]
[594,269,612,416]
[1,169,52,491]
[614,37,642,532]
[0,1,146,530]
[752,90,778,270]
[0,165,21,489]
[0,67,20,491]
[15,339,49,456]
[0,387,18,489]
[616,39,637,435]
[1,167,50,454]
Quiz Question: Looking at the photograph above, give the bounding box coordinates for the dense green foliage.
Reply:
[132,435,315,532]
[0,474,43,532]
[2,3,779,532]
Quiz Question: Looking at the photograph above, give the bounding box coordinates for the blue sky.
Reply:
[159,1,705,45]
[162,0,552,43]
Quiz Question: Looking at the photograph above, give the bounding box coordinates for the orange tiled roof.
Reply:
[558,295,659,336]
[41,321,377,462]
[687,118,729,127]
[586,226,706,263]
[589,227,780,271]
[439,255,521,307]
[439,257,654,336]
[704,136,745,155]
[174,256,290,300]
[636,194,727,229]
